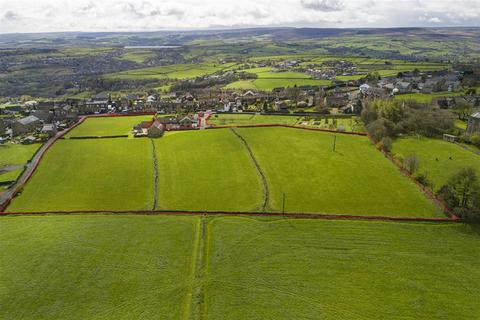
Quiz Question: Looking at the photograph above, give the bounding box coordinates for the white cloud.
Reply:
[0,0,478,33]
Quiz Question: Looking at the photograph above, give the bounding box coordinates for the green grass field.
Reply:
[236,127,441,216]
[155,130,263,212]
[208,114,301,126]
[392,137,480,191]
[0,143,41,168]
[394,91,464,103]
[104,63,235,80]
[0,143,41,186]
[65,115,154,138]
[208,114,365,132]
[0,214,198,319]
[2,214,479,319]
[205,217,480,319]
[225,78,332,91]
[7,139,154,212]
[6,124,441,217]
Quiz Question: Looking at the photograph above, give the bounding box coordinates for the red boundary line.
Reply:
[0,209,460,223]
[0,113,459,221]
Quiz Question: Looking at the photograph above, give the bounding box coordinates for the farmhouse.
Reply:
[147,119,164,138]
[11,115,41,136]
[132,118,164,138]
[467,112,480,134]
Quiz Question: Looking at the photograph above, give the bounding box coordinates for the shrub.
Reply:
[404,154,420,174]
[381,137,392,152]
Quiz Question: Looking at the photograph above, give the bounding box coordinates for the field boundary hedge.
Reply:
[0,209,461,223]
[369,135,457,219]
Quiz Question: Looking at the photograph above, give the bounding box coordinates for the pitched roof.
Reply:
[18,115,40,126]
[471,112,480,119]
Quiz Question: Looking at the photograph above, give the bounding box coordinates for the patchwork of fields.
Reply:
[1,214,479,319]
[5,116,443,217]
[104,62,236,80]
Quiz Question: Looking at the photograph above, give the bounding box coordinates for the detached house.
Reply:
[132,118,164,138]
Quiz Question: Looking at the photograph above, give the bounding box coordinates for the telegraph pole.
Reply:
[282,193,286,215]
[333,135,337,152]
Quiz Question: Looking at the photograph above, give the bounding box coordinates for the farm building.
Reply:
[467,112,480,135]
[147,120,164,138]
[31,110,53,123]
[11,115,41,136]
[41,124,57,137]
[132,118,164,138]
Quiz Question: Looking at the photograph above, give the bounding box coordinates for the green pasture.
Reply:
[392,137,480,191]
[6,123,443,217]
[207,114,365,132]
[236,127,441,216]
[394,91,464,103]
[226,78,332,91]
[0,143,41,168]
[104,63,235,80]
[205,217,480,319]
[0,143,41,186]
[7,139,154,212]
[3,215,479,319]
[0,215,197,319]
[65,115,154,138]
[155,130,263,212]
[256,71,311,79]
[208,114,300,126]
[118,50,156,63]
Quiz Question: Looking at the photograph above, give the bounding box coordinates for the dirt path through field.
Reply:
[230,128,269,212]
[184,216,208,320]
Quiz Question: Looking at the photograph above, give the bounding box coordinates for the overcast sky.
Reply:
[0,0,479,34]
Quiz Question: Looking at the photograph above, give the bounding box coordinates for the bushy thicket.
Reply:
[362,99,455,142]
[437,168,480,222]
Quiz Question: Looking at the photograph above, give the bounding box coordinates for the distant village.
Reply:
[1,64,480,144]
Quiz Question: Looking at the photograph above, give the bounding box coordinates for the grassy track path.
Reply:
[230,128,269,212]
[185,217,208,320]
[150,139,159,210]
